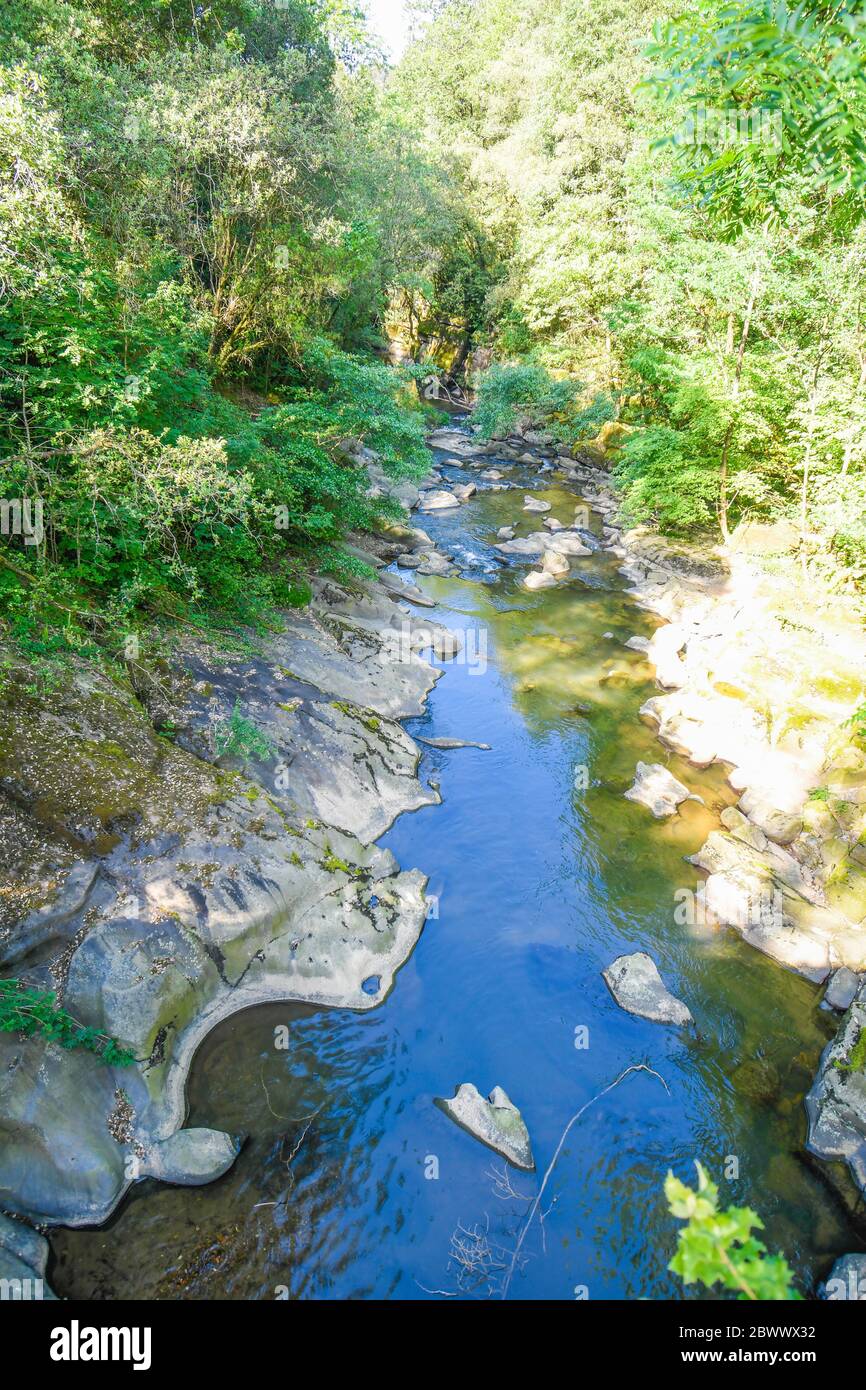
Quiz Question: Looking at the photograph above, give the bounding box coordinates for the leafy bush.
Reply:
[474,362,581,439]
[666,1163,801,1300]
[214,699,276,763]
[0,978,136,1067]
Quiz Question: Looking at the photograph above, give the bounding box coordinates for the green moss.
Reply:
[834,1024,866,1074]
[331,699,381,732]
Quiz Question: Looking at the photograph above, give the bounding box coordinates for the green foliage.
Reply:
[0,0,453,653]
[474,362,581,439]
[644,1,866,231]
[214,699,277,763]
[666,1163,801,1300]
[834,1025,866,1074]
[0,977,136,1067]
[847,703,866,744]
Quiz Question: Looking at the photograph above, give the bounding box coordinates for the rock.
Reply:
[496,536,546,558]
[366,463,420,511]
[524,570,557,591]
[625,762,702,817]
[417,737,491,750]
[731,1058,781,1104]
[0,569,440,1228]
[543,517,565,531]
[396,552,422,568]
[481,469,504,480]
[379,571,437,607]
[417,551,454,577]
[437,1083,534,1170]
[453,482,477,501]
[738,790,802,845]
[523,496,551,514]
[625,636,650,652]
[418,490,461,512]
[720,805,768,851]
[825,967,862,1012]
[603,952,693,1027]
[0,1211,49,1279]
[0,1213,57,1299]
[541,549,570,577]
[823,1254,866,1301]
[496,526,516,541]
[537,531,592,557]
[807,978,866,1192]
[145,1128,241,1186]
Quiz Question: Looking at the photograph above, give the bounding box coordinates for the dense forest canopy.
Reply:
[2,0,866,672]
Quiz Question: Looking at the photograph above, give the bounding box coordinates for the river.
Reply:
[51,420,858,1300]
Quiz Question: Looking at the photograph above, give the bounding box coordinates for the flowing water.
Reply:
[51,426,861,1301]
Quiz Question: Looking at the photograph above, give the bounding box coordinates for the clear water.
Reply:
[51,433,859,1301]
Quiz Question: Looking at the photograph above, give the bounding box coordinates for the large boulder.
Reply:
[603,953,693,1027]
[418,489,460,512]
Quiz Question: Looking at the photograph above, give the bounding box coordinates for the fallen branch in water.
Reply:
[500,1062,670,1301]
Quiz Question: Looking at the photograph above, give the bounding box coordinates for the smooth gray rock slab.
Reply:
[603,952,693,1026]
[144,1128,241,1186]
[419,490,461,512]
[825,967,862,1012]
[523,496,551,514]
[0,1212,49,1278]
[437,1083,534,1170]
[738,790,802,845]
[625,762,702,818]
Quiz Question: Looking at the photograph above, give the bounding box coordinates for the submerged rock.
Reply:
[524,569,557,591]
[417,737,491,750]
[437,1083,534,1170]
[625,761,702,818]
[496,525,516,540]
[603,952,693,1027]
[541,550,570,577]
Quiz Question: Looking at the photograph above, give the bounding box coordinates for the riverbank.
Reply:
[474,426,866,1204]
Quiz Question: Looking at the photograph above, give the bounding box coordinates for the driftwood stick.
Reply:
[500,1063,670,1300]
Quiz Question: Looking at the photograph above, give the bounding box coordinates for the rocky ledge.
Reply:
[561,455,866,1197]
[0,551,455,1235]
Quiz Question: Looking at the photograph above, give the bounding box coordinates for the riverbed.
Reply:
[50,424,858,1300]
